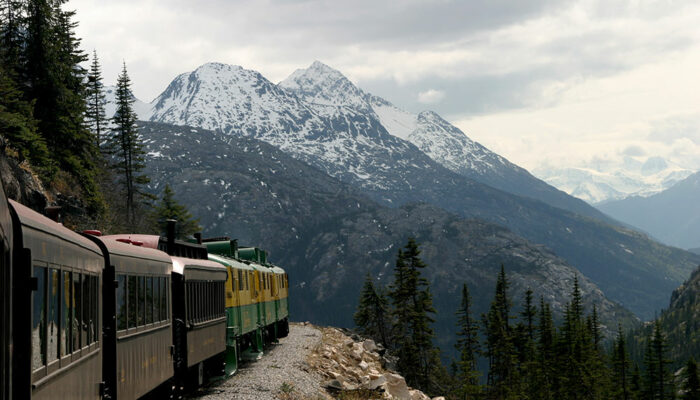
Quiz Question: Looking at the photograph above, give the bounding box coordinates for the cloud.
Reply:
[417,89,445,104]
[66,0,700,174]
[621,146,646,157]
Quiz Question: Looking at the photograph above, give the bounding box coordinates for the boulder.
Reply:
[409,389,430,400]
[385,373,411,400]
[363,339,378,353]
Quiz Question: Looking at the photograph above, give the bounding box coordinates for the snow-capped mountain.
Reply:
[534,156,694,204]
[279,62,600,218]
[148,62,433,194]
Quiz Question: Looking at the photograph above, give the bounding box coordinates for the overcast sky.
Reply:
[68,0,700,172]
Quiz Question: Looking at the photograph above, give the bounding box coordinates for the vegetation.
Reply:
[355,251,692,400]
[150,183,201,239]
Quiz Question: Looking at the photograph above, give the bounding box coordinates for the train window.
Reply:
[32,266,47,371]
[186,282,192,322]
[47,268,59,363]
[117,275,126,330]
[146,277,153,324]
[72,272,81,352]
[128,275,137,328]
[83,274,91,346]
[60,270,71,357]
[138,276,146,326]
[153,277,160,322]
[161,277,167,322]
[92,275,98,342]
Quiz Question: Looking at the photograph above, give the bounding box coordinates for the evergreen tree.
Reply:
[518,289,538,399]
[612,324,633,400]
[0,62,52,174]
[85,49,107,148]
[354,272,390,348]
[107,62,150,226]
[644,322,674,400]
[23,0,102,212]
[0,0,25,75]
[455,283,481,399]
[535,297,556,399]
[482,265,519,399]
[388,239,441,395]
[151,184,201,239]
[683,358,700,400]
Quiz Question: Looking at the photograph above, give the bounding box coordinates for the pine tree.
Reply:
[0,0,25,76]
[23,0,102,212]
[612,324,632,400]
[388,239,441,395]
[107,62,150,226]
[683,358,700,400]
[0,62,52,175]
[535,297,556,399]
[85,49,107,149]
[354,272,390,347]
[644,322,674,400]
[482,265,518,399]
[151,184,201,239]
[518,288,538,399]
[455,283,481,399]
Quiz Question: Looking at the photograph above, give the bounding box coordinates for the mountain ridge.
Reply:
[134,62,700,319]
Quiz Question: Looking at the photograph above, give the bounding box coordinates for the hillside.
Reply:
[598,171,700,250]
[630,265,700,371]
[139,121,637,352]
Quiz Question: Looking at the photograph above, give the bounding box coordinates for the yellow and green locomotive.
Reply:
[200,238,289,376]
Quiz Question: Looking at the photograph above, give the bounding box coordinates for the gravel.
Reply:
[191,323,331,400]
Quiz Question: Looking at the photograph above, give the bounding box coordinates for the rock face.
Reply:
[0,141,48,212]
[310,327,440,400]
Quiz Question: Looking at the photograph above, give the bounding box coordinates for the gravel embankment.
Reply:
[192,323,330,400]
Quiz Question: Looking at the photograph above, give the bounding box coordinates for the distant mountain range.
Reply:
[533,156,693,204]
[597,171,700,250]
[119,61,700,320]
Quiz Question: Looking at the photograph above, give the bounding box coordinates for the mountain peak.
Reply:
[280,61,368,110]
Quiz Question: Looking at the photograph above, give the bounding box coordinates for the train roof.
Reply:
[268,265,286,274]
[171,256,228,281]
[103,233,208,259]
[208,253,255,271]
[9,200,101,255]
[97,237,173,264]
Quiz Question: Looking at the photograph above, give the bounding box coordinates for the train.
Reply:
[0,183,289,400]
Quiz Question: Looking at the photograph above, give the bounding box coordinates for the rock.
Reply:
[382,353,399,371]
[359,360,369,371]
[409,389,430,400]
[323,379,343,391]
[432,397,446,400]
[363,339,378,353]
[368,374,387,390]
[385,373,411,400]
